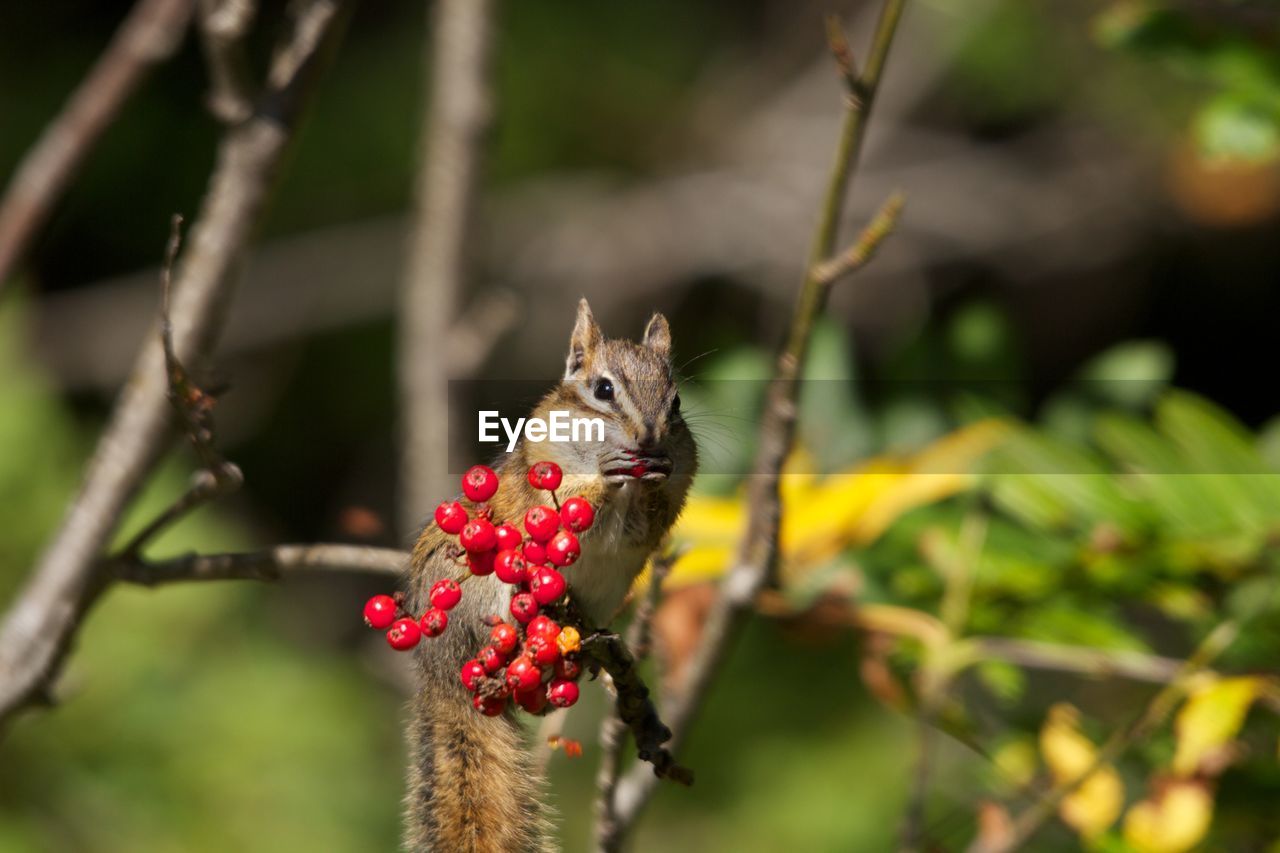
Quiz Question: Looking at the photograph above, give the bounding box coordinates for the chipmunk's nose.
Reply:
[639,418,659,450]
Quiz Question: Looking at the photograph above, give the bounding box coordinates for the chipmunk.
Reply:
[404,299,697,852]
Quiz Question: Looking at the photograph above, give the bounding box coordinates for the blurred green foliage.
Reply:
[1095,0,1280,163]
[4,1,1280,850]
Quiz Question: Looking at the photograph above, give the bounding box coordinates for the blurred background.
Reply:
[3,0,1280,850]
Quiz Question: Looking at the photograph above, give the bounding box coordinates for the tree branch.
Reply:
[596,2,908,846]
[118,215,246,558]
[595,549,681,846]
[0,0,193,291]
[754,592,1246,687]
[398,0,496,535]
[196,0,258,123]
[811,191,905,286]
[0,0,353,736]
[106,543,406,584]
[580,631,693,788]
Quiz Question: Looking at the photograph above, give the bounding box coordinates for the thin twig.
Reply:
[106,543,406,584]
[398,0,496,535]
[119,215,245,558]
[754,592,1245,687]
[597,3,908,846]
[0,0,353,735]
[898,514,985,853]
[811,191,905,286]
[0,0,193,291]
[823,15,861,101]
[595,548,681,846]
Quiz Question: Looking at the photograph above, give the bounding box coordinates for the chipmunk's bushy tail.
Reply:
[404,670,555,852]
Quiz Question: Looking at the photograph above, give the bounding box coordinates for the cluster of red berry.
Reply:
[361,460,595,716]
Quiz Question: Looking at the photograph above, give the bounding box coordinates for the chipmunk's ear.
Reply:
[565,298,602,377]
[643,312,671,360]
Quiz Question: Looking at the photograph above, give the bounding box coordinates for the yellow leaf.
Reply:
[1172,676,1259,776]
[1040,704,1123,839]
[1123,780,1213,853]
[1061,769,1125,841]
[662,419,1009,589]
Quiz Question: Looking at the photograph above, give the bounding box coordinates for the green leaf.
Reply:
[988,429,1146,533]
[1194,94,1280,165]
[1095,413,1233,538]
[1157,391,1280,528]
[1014,599,1150,651]
[1076,340,1173,408]
[976,659,1026,705]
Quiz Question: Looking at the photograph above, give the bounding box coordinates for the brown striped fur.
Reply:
[403,300,696,851]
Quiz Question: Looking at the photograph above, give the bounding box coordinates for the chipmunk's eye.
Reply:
[671,394,681,415]
[594,378,614,401]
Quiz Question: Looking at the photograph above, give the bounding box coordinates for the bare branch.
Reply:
[118,215,247,558]
[0,0,193,291]
[0,0,353,736]
[595,548,682,846]
[106,543,406,584]
[196,0,258,123]
[597,2,908,845]
[810,191,905,286]
[754,592,1247,687]
[446,288,520,377]
[580,631,693,788]
[823,14,860,100]
[398,0,496,535]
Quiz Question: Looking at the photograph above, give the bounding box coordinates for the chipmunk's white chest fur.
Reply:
[561,482,654,626]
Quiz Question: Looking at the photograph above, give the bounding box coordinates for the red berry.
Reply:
[527,635,560,667]
[363,594,398,629]
[523,505,560,543]
[473,693,507,716]
[386,617,421,650]
[420,608,448,637]
[526,615,561,644]
[546,530,581,567]
[494,548,528,585]
[510,592,539,624]
[630,464,647,478]
[490,622,519,655]
[461,659,486,692]
[530,566,567,605]
[460,518,498,553]
[467,550,495,576]
[560,497,595,533]
[429,578,463,610]
[527,460,563,492]
[494,522,523,552]
[434,500,468,534]
[547,679,580,708]
[554,657,582,681]
[462,465,499,502]
[523,541,547,566]
[514,687,548,714]
[505,655,542,692]
[478,645,506,674]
